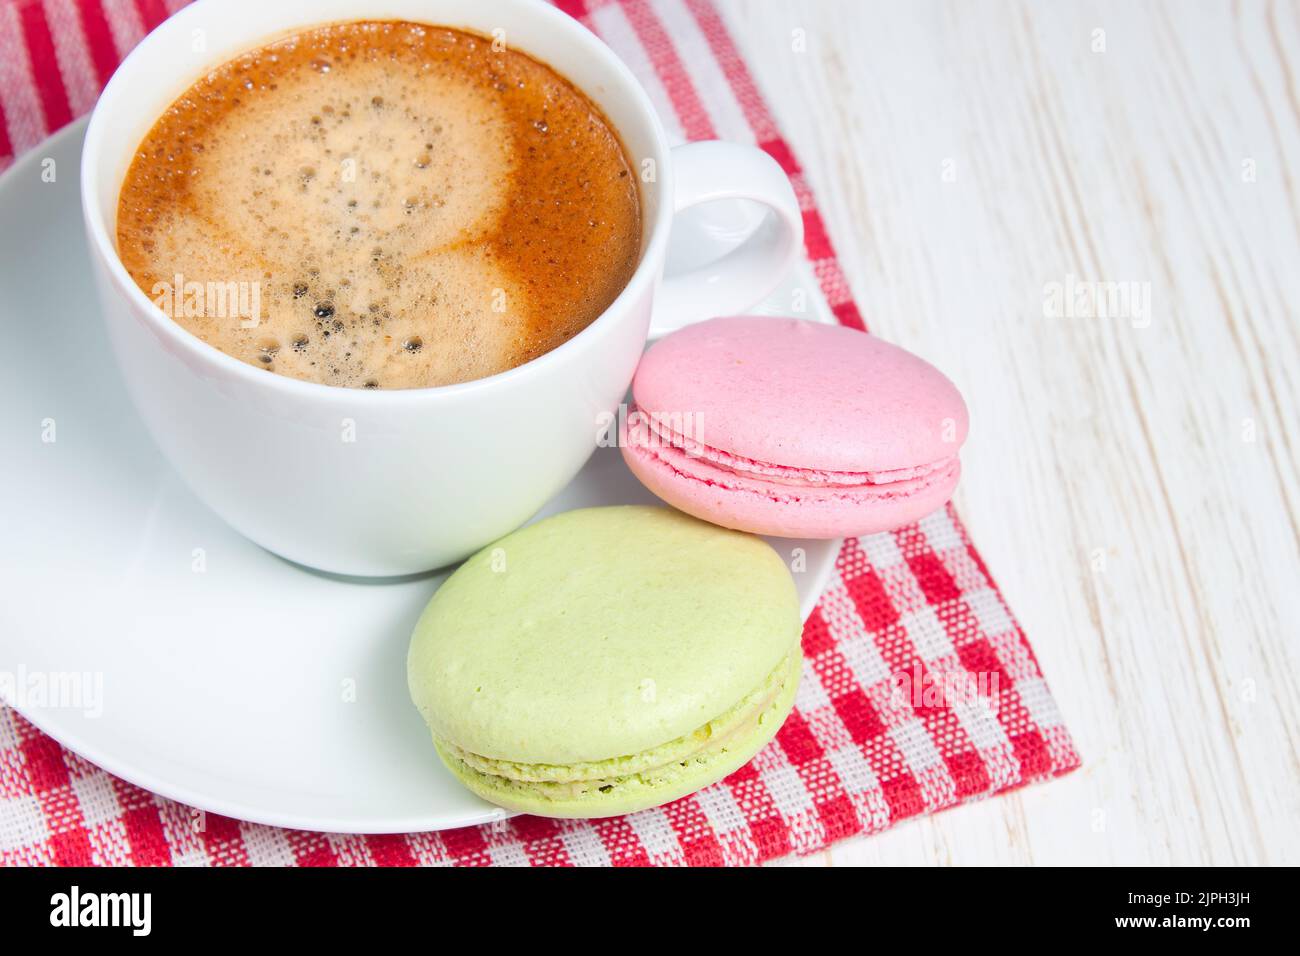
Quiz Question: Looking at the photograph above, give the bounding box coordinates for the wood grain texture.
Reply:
[716,0,1300,866]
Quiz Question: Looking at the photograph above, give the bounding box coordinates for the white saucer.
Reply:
[0,120,839,833]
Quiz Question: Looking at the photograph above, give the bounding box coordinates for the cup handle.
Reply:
[649,140,804,338]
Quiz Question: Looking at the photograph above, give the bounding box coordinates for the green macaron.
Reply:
[406,505,802,818]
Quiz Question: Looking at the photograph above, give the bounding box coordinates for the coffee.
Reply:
[116,20,641,389]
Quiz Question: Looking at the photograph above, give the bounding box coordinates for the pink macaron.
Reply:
[621,316,968,538]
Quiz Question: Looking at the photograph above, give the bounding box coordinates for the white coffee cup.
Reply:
[80,0,802,576]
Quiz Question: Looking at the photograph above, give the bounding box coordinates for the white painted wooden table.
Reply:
[716,0,1300,865]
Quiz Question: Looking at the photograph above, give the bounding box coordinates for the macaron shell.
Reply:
[631,316,968,473]
[623,437,961,538]
[407,506,801,767]
[434,650,801,819]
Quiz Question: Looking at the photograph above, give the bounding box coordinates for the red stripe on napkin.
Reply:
[74,0,118,88]
[18,0,71,130]
[621,0,717,141]
[132,0,166,31]
[0,100,12,164]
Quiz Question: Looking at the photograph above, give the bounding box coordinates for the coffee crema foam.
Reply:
[116,21,641,389]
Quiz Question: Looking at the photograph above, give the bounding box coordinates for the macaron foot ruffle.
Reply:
[432,650,801,819]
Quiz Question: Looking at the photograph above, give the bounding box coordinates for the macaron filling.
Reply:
[630,409,960,502]
[433,649,800,803]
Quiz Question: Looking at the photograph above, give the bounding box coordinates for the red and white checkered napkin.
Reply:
[0,0,1080,866]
